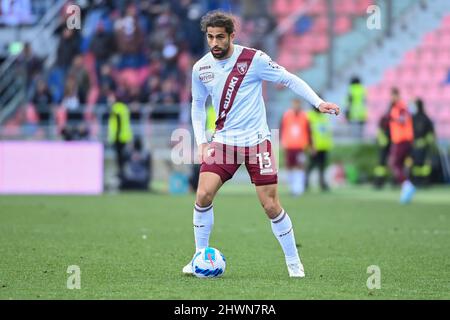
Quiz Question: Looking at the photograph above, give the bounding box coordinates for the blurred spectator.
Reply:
[108,99,133,180]
[90,21,116,80]
[61,122,89,141]
[98,63,116,90]
[58,75,89,141]
[114,3,146,69]
[97,64,116,105]
[345,77,367,139]
[160,77,180,106]
[140,76,162,104]
[411,98,435,186]
[68,55,91,104]
[31,78,53,124]
[125,85,144,120]
[16,42,43,92]
[306,106,333,192]
[61,75,81,115]
[55,29,81,71]
[171,0,205,57]
[120,136,152,191]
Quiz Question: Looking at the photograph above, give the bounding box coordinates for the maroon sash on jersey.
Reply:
[215,48,257,131]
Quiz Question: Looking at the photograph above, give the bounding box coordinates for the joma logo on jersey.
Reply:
[199,65,211,71]
[199,72,214,83]
[221,76,239,116]
[237,62,248,75]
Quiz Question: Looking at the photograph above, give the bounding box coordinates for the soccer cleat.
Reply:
[287,262,305,278]
[182,251,199,275]
[400,181,416,204]
[182,262,193,275]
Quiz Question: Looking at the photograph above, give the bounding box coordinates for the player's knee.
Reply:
[196,188,215,207]
[261,198,280,217]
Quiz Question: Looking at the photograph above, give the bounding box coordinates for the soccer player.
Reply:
[411,98,435,186]
[373,105,392,189]
[388,88,415,203]
[280,98,311,196]
[183,11,340,278]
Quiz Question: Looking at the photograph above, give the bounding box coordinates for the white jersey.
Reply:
[191,44,324,147]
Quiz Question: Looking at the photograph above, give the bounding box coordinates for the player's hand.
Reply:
[198,143,209,163]
[318,102,340,116]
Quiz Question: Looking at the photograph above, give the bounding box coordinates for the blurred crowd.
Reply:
[11,0,274,139]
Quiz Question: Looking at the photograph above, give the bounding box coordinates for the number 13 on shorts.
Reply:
[256,152,273,174]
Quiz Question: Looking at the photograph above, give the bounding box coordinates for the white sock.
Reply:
[270,209,301,265]
[193,203,214,252]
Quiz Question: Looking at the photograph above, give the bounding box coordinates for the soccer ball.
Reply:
[192,247,226,278]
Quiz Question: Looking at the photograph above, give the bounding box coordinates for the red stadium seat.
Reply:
[442,14,450,29]
[312,33,330,52]
[273,0,291,16]
[308,0,326,15]
[334,16,352,35]
[312,16,329,33]
[334,0,357,15]
[356,0,374,14]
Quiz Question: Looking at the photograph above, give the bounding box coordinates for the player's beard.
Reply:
[210,43,230,59]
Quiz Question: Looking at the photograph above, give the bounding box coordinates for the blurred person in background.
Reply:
[16,42,43,93]
[388,88,415,204]
[90,21,116,81]
[373,104,392,189]
[345,77,367,140]
[120,136,152,191]
[55,28,80,72]
[59,75,89,141]
[31,78,53,125]
[68,55,91,104]
[280,98,311,196]
[306,106,333,192]
[114,3,146,69]
[108,98,133,181]
[411,98,435,186]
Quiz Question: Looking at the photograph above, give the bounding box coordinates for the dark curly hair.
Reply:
[200,10,236,35]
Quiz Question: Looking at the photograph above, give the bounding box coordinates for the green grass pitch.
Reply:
[0,184,449,299]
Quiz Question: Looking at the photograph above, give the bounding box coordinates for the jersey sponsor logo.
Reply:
[199,65,211,71]
[199,72,214,83]
[237,62,248,75]
[221,76,239,117]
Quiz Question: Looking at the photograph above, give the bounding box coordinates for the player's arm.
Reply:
[256,51,340,115]
[191,67,209,162]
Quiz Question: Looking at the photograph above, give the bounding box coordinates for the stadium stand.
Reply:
[366,13,450,140]
[269,0,450,142]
